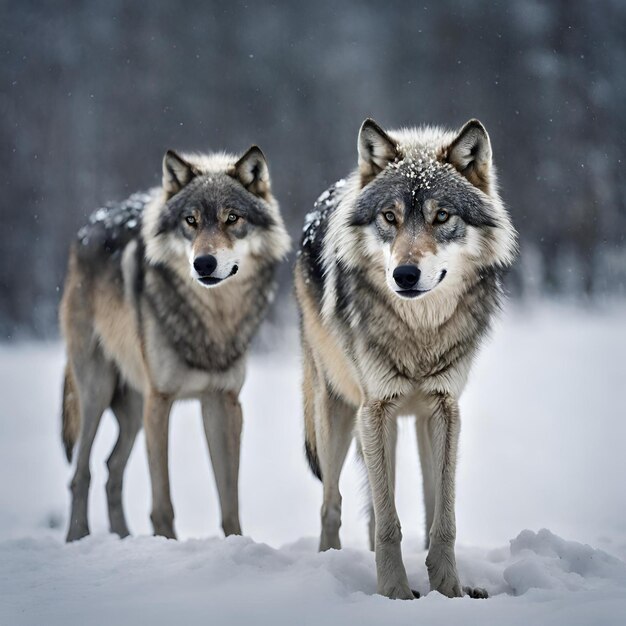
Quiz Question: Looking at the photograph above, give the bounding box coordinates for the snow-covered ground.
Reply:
[1,301,625,625]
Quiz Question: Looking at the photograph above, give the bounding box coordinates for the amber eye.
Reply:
[383,211,396,224]
[435,209,449,224]
[185,215,197,227]
[227,213,239,224]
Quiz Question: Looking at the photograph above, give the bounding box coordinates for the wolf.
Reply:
[295,118,517,599]
[61,145,290,542]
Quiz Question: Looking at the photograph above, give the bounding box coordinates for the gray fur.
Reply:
[61,147,290,542]
[143,261,276,372]
[296,118,517,599]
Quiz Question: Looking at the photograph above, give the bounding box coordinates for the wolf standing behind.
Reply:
[296,118,517,598]
[61,145,290,542]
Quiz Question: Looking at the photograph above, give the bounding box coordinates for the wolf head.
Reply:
[349,118,517,300]
[143,146,290,287]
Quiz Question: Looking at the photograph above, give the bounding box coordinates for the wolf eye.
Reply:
[435,209,449,224]
[185,215,197,227]
[383,211,396,224]
[227,213,239,224]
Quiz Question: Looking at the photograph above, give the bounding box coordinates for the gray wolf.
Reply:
[61,146,290,541]
[295,118,517,599]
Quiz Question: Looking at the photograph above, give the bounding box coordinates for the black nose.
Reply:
[393,265,421,290]
[194,254,217,277]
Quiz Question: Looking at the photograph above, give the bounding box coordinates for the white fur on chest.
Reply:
[141,310,246,398]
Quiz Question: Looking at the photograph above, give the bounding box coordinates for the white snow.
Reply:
[1,301,625,625]
[316,188,331,203]
[92,207,108,222]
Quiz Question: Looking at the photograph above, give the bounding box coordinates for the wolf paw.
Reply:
[108,514,130,538]
[66,524,89,543]
[426,543,462,598]
[153,526,177,539]
[319,524,341,551]
[319,537,341,551]
[379,582,416,600]
[150,510,176,539]
[463,585,489,599]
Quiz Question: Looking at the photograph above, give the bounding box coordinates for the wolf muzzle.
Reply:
[392,265,447,299]
[193,254,239,286]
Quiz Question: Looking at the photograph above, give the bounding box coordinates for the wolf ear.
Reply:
[231,146,271,199]
[162,150,197,197]
[445,119,492,194]
[358,118,399,185]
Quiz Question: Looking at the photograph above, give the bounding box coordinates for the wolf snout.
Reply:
[393,265,420,290]
[194,254,217,277]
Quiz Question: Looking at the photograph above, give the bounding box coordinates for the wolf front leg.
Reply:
[357,399,413,600]
[415,412,436,550]
[201,391,243,537]
[424,393,462,597]
[143,391,176,539]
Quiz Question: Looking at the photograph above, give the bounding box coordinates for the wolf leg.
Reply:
[415,413,435,550]
[201,391,243,537]
[107,386,142,537]
[355,429,396,552]
[66,353,116,542]
[357,399,412,600]
[424,394,462,597]
[316,390,354,551]
[144,391,175,538]
[366,492,376,552]
[355,437,375,551]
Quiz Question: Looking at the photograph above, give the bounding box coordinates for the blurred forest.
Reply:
[2,0,625,338]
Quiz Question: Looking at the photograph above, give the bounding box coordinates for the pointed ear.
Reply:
[358,118,399,185]
[231,146,271,199]
[445,119,493,194]
[162,150,198,197]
